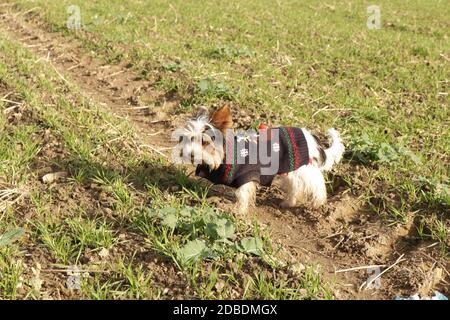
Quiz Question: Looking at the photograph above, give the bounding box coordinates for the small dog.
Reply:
[173,105,345,215]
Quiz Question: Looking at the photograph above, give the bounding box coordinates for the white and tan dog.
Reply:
[173,105,344,215]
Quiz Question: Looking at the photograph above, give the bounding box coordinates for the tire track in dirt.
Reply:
[1,8,447,299]
[0,8,176,154]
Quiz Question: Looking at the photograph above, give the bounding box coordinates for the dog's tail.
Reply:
[319,128,345,172]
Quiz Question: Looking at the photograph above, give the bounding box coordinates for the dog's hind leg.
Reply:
[279,166,327,208]
[296,165,327,208]
[279,172,300,208]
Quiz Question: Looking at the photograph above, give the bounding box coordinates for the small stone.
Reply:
[42,172,67,184]
[290,263,306,276]
[98,248,109,258]
[215,281,225,292]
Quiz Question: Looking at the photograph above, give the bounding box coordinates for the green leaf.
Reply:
[147,208,158,218]
[237,237,264,256]
[178,239,208,264]
[157,207,177,217]
[197,79,212,94]
[180,222,197,236]
[217,219,235,239]
[206,218,235,240]
[179,206,195,217]
[163,61,182,72]
[162,213,178,229]
[0,228,25,247]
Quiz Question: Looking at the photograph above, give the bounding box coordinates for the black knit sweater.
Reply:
[195,127,310,188]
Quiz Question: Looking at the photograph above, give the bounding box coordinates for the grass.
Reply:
[7,0,448,216]
[0,0,448,299]
[0,32,330,299]
[0,247,25,299]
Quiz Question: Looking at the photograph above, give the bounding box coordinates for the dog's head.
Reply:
[172,105,233,170]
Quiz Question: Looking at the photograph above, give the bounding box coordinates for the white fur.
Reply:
[321,128,345,171]
[301,128,345,172]
[278,165,327,208]
[235,181,257,215]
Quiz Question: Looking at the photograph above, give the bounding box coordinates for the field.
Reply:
[0,0,448,300]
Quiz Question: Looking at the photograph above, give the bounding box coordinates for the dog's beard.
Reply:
[201,147,224,170]
[181,140,224,170]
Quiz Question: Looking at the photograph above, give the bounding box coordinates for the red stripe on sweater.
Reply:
[286,127,300,169]
[223,134,233,183]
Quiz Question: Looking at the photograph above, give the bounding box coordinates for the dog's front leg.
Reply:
[235,181,256,216]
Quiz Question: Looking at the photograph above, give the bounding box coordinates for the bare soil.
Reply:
[0,8,448,299]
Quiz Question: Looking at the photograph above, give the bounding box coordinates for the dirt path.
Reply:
[1,8,447,299]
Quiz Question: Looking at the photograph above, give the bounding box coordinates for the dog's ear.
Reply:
[210,105,232,131]
[193,106,209,118]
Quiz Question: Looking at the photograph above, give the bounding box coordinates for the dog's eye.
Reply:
[190,136,195,143]
[178,136,183,143]
[211,135,216,142]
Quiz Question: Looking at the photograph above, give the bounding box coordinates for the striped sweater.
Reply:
[195,127,310,188]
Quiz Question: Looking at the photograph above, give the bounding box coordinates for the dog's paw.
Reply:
[229,203,249,218]
[280,199,296,209]
[236,206,249,217]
